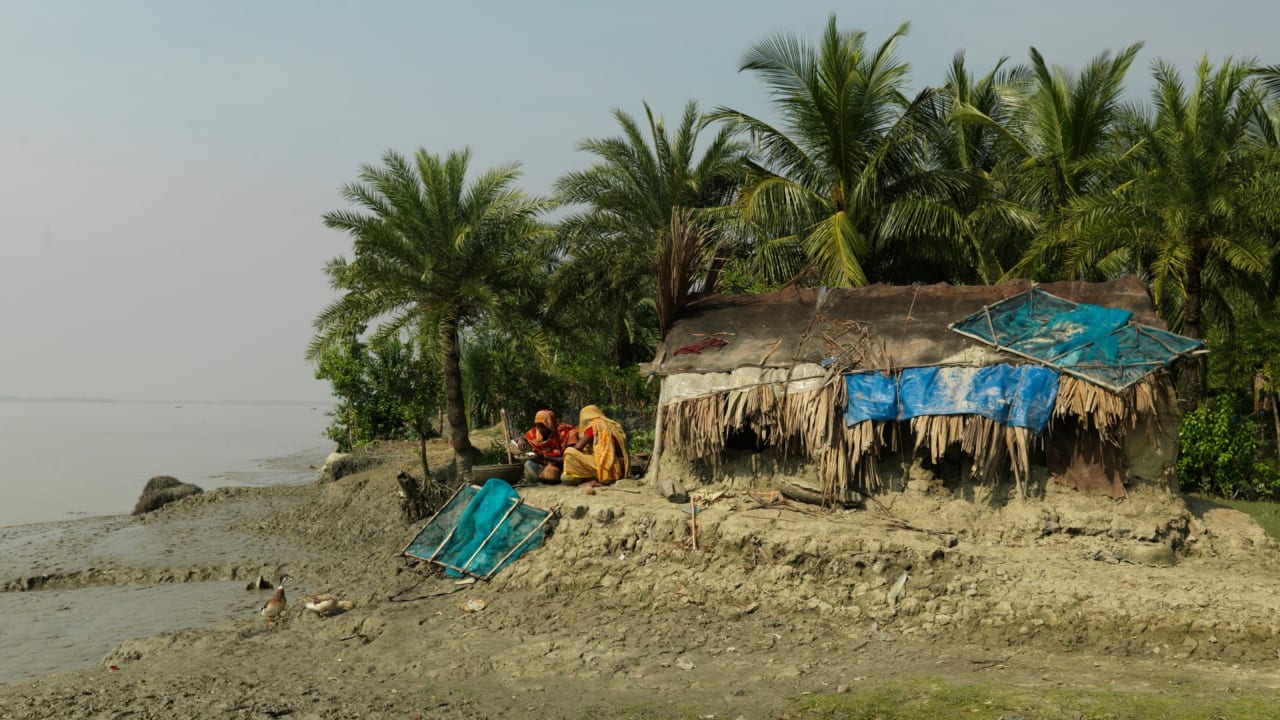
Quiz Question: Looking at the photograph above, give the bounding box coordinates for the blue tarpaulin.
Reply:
[844,364,1060,432]
[401,478,552,580]
[950,288,1203,391]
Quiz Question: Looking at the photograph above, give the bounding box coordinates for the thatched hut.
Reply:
[641,277,1203,502]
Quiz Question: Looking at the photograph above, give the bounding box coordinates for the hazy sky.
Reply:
[2,0,1276,402]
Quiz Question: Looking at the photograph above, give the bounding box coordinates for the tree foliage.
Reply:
[714,16,976,286]
[310,148,554,478]
[554,101,748,365]
[1178,400,1279,500]
[314,333,442,458]
[309,19,1280,502]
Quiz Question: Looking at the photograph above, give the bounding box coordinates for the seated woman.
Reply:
[562,405,630,488]
[521,409,578,483]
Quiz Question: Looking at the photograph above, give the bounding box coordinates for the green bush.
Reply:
[477,438,514,466]
[1177,400,1280,499]
[628,427,654,455]
[315,332,443,453]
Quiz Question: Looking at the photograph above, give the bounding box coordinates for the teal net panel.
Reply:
[950,288,1203,391]
[402,478,553,580]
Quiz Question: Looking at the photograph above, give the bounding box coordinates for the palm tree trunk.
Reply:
[1272,392,1280,464]
[441,316,477,479]
[1179,247,1208,411]
[612,315,630,368]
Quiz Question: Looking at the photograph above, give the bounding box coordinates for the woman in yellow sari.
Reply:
[562,405,630,486]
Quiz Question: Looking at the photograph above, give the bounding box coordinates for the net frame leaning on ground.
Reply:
[401,479,554,581]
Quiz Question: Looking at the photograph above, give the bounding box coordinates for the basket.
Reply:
[470,463,525,484]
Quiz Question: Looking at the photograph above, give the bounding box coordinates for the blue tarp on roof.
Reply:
[844,364,1059,432]
[402,478,552,580]
[950,288,1203,391]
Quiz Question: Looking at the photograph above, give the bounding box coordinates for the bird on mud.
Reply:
[259,574,290,628]
[302,593,356,619]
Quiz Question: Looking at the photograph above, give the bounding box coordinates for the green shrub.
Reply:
[628,425,655,455]
[315,333,443,453]
[1177,400,1279,499]
[477,438,513,466]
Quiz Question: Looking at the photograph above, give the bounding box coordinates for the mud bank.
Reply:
[1,437,1278,719]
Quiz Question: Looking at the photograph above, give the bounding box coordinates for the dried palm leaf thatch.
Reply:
[905,413,1032,494]
[819,322,891,373]
[812,423,884,504]
[805,375,886,502]
[662,373,821,465]
[1053,374,1172,438]
[661,395,725,463]
[663,371,888,504]
[725,383,786,449]
[910,415,967,465]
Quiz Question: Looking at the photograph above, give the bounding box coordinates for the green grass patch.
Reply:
[797,678,1274,720]
[575,679,1276,719]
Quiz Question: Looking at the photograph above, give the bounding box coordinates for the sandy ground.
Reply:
[2,436,1280,719]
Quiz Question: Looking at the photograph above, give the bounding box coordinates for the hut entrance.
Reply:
[1047,417,1126,499]
[725,425,769,453]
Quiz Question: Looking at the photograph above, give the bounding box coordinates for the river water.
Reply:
[0,400,332,528]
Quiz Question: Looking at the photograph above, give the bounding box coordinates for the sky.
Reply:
[1,0,1276,402]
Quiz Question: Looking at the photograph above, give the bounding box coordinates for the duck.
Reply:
[259,574,290,627]
[302,593,356,619]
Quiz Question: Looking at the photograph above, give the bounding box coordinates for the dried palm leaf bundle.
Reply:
[724,384,784,448]
[815,420,885,503]
[849,420,885,492]
[662,395,725,463]
[1052,374,1173,440]
[656,208,719,339]
[802,379,845,450]
[910,415,967,466]
[959,416,1010,484]
[1003,424,1034,496]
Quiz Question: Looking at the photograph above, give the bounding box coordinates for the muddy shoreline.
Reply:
[2,437,1280,718]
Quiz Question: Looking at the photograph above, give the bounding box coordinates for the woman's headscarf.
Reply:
[534,409,557,430]
[577,405,630,481]
[526,409,574,458]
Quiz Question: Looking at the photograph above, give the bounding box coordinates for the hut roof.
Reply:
[645,277,1164,377]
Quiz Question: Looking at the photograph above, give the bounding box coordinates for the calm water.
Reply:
[0,401,332,527]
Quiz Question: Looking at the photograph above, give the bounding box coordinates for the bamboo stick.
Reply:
[690,499,698,551]
[500,408,515,464]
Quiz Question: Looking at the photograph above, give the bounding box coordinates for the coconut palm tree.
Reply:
[920,53,1038,282]
[1028,58,1280,406]
[554,101,747,364]
[712,16,975,287]
[309,148,554,477]
[1256,64,1280,98]
[949,44,1142,285]
[1010,44,1142,213]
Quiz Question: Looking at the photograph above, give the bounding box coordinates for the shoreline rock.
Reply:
[131,475,203,515]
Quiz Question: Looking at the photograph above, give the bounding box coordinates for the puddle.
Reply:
[0,582,257,684]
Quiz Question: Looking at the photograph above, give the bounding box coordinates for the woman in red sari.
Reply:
[521,409,578,483]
